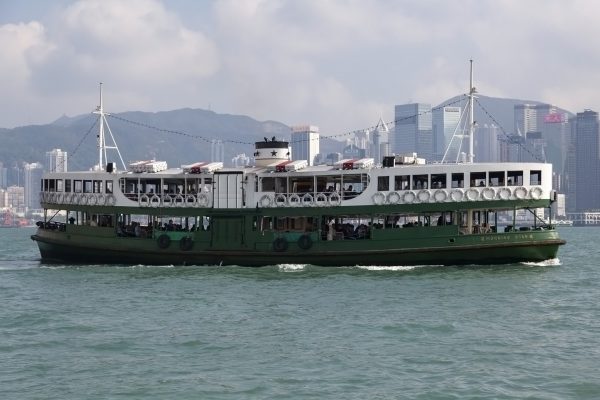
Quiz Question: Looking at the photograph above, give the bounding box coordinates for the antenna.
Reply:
[92,83,126,171]
[441,60,477,164]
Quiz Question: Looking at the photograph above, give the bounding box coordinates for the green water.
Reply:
[1,227,598,399]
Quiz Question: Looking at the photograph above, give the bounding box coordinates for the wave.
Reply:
[521,258,561,267]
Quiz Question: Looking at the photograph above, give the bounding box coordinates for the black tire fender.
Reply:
[157,234,171,249]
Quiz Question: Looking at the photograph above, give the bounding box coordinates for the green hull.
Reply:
[32,227,564,267]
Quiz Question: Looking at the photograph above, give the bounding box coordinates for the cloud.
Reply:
[0,0,219,126]
[2,0,600,133]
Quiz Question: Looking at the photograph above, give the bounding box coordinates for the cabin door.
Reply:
[210,216,244,250]
[213,172,244,209]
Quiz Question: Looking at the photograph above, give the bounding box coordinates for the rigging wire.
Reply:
[105,95,468,147]
[56,117,98,171]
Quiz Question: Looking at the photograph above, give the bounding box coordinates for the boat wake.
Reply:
[277,264,308,272]
[356,264,442,271]
[521,258,561,267]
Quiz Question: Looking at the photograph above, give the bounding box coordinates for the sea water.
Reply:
[1,227,599,399]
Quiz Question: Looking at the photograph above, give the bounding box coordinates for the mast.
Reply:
[97,83,105,169]
[467,59,476,163]
[92,83,126,171]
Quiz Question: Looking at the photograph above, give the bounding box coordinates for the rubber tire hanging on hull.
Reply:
[179,237,193,251]
[157,234,171,249]
[273,237,288,252]
[297,234,313,250]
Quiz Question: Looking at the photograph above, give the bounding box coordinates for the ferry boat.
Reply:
[31,68,566,266]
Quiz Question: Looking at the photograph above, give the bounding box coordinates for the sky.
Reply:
[1,0,599,135]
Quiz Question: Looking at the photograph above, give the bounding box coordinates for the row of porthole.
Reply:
[373,186,543,205]
[40,192,116,206]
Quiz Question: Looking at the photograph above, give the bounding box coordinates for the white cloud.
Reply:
[2,0,600,132]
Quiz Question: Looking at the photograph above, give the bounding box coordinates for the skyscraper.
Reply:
[432,106,461,161]
[210,140,224,163]
[574,110,600,212]
[46,148,68,172]
[290,125,319,166]
[23,162,43,210]
[371,117,390,164]
[392,103,432,159]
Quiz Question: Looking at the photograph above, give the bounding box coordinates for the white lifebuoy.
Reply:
[328,192,341,206]
[139,194,150,207]
[417,190,431,203]
[88,194,98,206]
[97,194,105,206]
[315,193,328,206]
[434,189,447,202]
[259,194,272,208]
[514,186,527,200]
[302,193,314,206]
[80,194,88,205]
[72,193,81,205]
[163,194,173,206]
[372,192,386,205]
[498,187,511,200]
[275,194,287,207]
[56,193,64,204]
[175,194,185,206]
[482,187,496,201]
[185,194,197,206]
[450,189,463,202]
[289,193,301,206]
[150,194,161,207]
[466,188,479,201]
[105,194,116,206]
[402,191,416,204]
[387,191,401,205]
[530,187,543,200]
[197,193,209,207]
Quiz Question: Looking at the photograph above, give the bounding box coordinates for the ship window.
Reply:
[343,174,366,194]
[530,170,541,185]
[412,175,428,190]
[43,179,49,191]
[290,177,313,193]
[316,176,337,193]
[83,180,93,193]
[74,180,83,193]
[56,179,64,192]
[489,171,505,187]
[431,174,446,189]
[507,171,523,186]
[469,172,486,187]
[377,176,389,191]
[93,180,103,193]
[106,180,113,194]
[261,177,275,192]
[451,173,464,188]
[65,179,72,193]
[394,175,410,190]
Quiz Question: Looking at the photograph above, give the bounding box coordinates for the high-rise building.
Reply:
[290,125,320,166]
[432,106,461,161]
[0,161,7,188]
[371,117,390,164]
[46,148,68,172]
[574,110,600,212]
[392,103,432,159]
[6,185,25,212]
[23,162,43,210]
[210,140,224,163]
[474,123,500,162]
